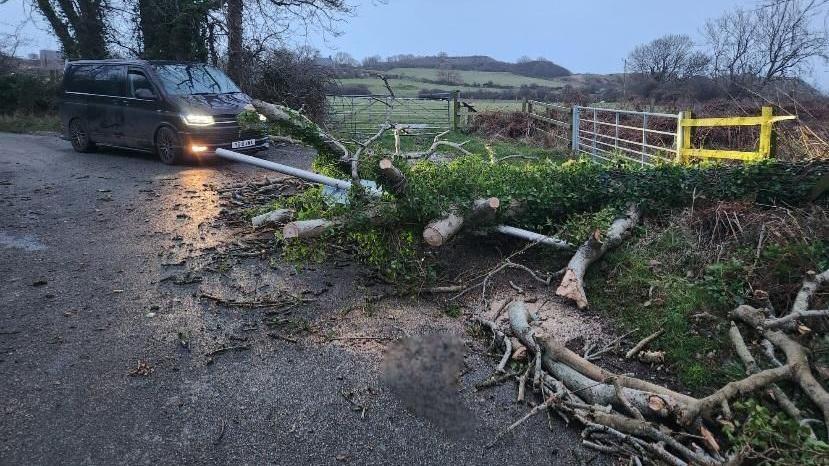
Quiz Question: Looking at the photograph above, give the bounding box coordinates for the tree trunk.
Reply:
[378,159,406,196]
[422,198,500,247]
[36,0,108,59]
[283,219,339,239]
[252,100,349,162]
[226,0,244,84]
[252,208,295,228]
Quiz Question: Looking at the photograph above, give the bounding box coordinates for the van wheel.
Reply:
[69,119,95,153]
[155,127,182,165]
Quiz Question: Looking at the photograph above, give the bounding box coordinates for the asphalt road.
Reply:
[0,133,598,465]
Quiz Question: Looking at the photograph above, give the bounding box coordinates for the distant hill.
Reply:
[371,55,571,80]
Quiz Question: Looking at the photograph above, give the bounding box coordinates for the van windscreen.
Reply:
[153,64,241,96]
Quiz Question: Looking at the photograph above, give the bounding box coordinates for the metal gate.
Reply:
[572,106,679,166]
[326,94,453,140]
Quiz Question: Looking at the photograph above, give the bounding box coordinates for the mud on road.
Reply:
[0,132,606,465]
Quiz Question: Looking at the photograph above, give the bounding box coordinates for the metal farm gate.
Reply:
[326,94,454,140]
[526,102,794,166]
[572,106,680,166]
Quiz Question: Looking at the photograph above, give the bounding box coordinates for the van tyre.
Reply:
[69,118,95,153]
[156,127,182,165]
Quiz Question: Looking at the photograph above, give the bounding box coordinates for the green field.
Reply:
[338,76,483,97]
[338,66,573,98]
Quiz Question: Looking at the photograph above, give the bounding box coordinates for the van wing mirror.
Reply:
[135,88,156,99]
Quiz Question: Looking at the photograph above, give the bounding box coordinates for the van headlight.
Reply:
[181,114,215,126]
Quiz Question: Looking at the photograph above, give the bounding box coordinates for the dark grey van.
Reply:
[59,60,269,164]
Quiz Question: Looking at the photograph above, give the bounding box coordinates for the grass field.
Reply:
[338,76,483,97]
[339,66,573,98]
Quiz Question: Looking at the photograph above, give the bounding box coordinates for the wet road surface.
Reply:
[0,133,599,465]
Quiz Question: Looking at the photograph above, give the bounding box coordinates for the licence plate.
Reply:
[232,139,256,149]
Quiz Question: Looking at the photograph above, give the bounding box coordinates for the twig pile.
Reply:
[475,268,829,465]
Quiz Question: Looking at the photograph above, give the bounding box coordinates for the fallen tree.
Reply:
[482,265,829,464]
[252,99,349,163]
[224,100,829,463]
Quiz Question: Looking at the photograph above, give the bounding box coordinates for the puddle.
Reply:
[0,231,46,252]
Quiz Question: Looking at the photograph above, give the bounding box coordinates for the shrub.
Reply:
[0,72,59,115]
[241,48,336,123]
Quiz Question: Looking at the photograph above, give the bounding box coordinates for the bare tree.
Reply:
[756,0,828,81]
[516,55,532,64]
[0,26,24,73]
[361,55,381,68]
[628,34,709,82]
[333,51,358,67]
[705,0,828,86]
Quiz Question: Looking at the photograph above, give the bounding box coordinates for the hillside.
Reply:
[334,66,624,110]
[371,54,571,79]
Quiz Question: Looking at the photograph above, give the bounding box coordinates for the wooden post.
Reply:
[758,106,773,159]
[451,90,461,131]
[522,99,528,113]
[675,111,686,165]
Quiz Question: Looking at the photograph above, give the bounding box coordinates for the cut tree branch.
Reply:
[556,204,642,309]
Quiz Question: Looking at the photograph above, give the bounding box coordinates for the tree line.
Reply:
[31,0,351,82]
[628,0,828,92]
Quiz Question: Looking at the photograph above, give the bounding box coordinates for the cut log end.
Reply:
[556,269,589,309]
[379,158,394,170]
[423,212,463,247]
[283,219,337,240]
[378,158,407,196]
[251,208,295,228]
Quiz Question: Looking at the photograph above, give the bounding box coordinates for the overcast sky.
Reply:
[2,0,828,90]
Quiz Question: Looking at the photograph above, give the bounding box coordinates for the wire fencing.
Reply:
[325,94,453,140]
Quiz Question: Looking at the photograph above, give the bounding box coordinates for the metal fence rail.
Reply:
[326,94,453,140]
[572,106,679,166]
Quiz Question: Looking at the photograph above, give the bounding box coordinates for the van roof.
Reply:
[67,59,213,66]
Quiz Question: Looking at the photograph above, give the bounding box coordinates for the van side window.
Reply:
[88,65,125,97]
[66,65,94,93]
[128,71,156,99]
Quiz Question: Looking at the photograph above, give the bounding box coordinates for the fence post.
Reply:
[758,106,773,159]
[451,90,461,131]
[591,108,597,159]
[641,113,648,166]
[522,99,528,113]
[571,106,580,153]
[675,111,685,164]
[680,109,693,164]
